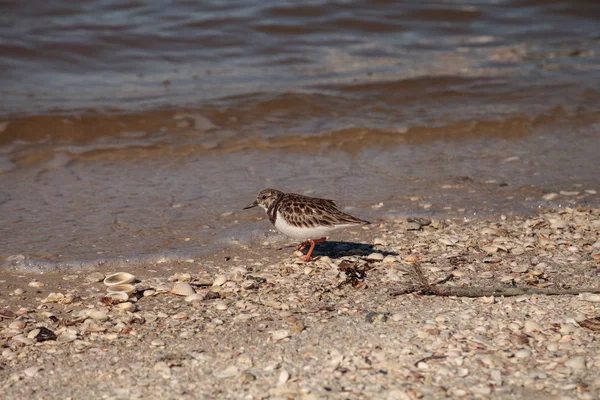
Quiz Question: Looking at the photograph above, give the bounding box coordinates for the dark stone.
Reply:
[35,327,57,342]
[365,312,388,323]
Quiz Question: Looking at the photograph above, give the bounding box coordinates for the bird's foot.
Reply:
[298,237,327,262]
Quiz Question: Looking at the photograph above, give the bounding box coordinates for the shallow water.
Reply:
[1,0,599,270]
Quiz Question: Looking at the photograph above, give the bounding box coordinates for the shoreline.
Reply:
[1,207,600,399]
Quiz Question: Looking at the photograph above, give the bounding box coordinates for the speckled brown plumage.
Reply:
[276,192,369,228]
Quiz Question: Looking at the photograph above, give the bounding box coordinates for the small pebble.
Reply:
[515,349,532,358]
[277,370,290,386]
[56,333,77,343]
[542,193,558,201]
[373,238,388,246]
[271,330,290,341]
[85,272,105,283]
[565,356,586,370]
[365,312,387,323]
[23,366,41,378]
[524,320,543,333]
[214,365,239,379]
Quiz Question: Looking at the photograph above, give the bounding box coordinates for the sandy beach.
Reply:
[1,206,599,399]
[2,1,600,398]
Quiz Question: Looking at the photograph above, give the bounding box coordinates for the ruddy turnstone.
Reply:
[244,189,370,262]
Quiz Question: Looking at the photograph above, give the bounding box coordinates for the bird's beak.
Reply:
[243,200,258,210]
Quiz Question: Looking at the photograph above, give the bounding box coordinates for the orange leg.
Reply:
[296,240,310,251]
[299,237,326,262]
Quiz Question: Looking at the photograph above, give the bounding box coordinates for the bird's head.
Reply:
[243,188,284,211]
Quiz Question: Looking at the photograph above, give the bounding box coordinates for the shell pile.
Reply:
[103,272,135,303]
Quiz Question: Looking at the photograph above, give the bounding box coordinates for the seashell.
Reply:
[366,253,384,261]
[103,272,135,287]
[325,269,339,279]
[0,309,16,319]
[155,283,171,293]
[382,255,397,264]
[114,302,136,312]
[171,282,195,296]
[168,272,191,282]
[86,309,109,321]
[9,320,26,330]
[56,333,78,343]
[185,293,204,302]
[271,330,290,341]
[579,293,600,303]
[241,280,257,290]
[12,335,34,345]
[106,284,135,295]
[104,291,129,303]
[40,311,58,321]
[27,328,41,339]
[42,292,65,303]
[213,275,227,287]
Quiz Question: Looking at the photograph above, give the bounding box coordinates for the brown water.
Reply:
[1,0,599,270]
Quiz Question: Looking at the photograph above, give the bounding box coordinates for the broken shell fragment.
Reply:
[171,282,195,296]
[103,272,135,287]
[104,292,129,303]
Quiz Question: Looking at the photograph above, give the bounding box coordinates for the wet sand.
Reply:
[1,207,599,399]
[2,115,599,271]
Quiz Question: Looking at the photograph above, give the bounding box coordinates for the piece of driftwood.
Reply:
[389,263,600,298]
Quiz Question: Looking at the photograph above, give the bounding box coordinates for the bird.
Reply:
[243,188,370,262]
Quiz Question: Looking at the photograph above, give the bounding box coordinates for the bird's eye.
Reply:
[261,195,267,200]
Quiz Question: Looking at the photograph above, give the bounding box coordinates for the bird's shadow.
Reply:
[303,240,399,259]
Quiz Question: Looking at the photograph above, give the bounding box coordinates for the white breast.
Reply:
[273,211,358,240]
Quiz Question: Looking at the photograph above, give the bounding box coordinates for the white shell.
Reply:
[114,302,136,312]
[185,293,204,302]
[106,284,135,294]
[213,275,227,287]
[103,272,135,287]
[171,282,195,296]
[104,292,129,303]
[155,283,172,293]
[56,333,78,343]
[86,309,109,321]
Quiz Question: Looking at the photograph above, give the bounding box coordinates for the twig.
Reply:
[414,355,446,367]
